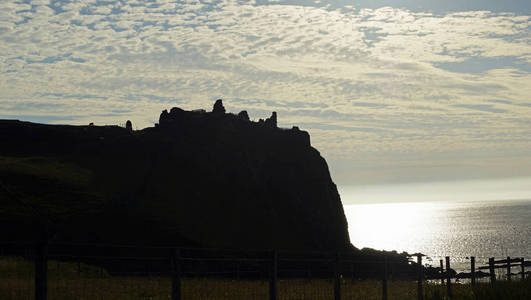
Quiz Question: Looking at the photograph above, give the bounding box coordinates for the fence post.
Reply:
[334,253,341,300]
[34,243,48,300]
[522,258,525,280]
[382,256,388,300]
[350,260,355,282]
[506,256,511,281]
[439,259,444,285]
[445,256,452,300]
[171,248,181,300]
[489,257,496,285]
[417,254,423,300]
[470,256,475,286]
[269,250,278,300]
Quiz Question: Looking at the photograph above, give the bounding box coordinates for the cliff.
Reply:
[0,100,352,252]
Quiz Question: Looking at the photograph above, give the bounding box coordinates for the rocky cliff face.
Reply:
[0,100,351,252]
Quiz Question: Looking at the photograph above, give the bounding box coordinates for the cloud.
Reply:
[353,101,389,108]
[453,104,507,113]
[0,0,530,184]
[435,56,531,73]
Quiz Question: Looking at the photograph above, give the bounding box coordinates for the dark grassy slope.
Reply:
[0,107,351,252]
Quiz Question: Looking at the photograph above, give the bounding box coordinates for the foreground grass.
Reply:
[1,258,529,299]
[423,279,531,300]
[0,276,417,300]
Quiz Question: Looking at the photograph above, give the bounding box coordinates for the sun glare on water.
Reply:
[340,178,531,256]
[344,202,444,253]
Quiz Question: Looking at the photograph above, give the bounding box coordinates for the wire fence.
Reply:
[0,242,529,300]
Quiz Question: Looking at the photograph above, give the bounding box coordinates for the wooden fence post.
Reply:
[34,243,48,300]
[382,256,388,300]
[269,251,278,300]
[334,253,341,300]
[506,256,511,281]
[445,256,452,300]
[417,254,423,300]
[470,256,475,286]
[439,259,444,285]
[349,261,353,281]
[522,258,525,280]
[171,248,181,300]
[489,257,496,285]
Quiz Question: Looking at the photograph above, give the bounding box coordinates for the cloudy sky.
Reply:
[1,0,530,198]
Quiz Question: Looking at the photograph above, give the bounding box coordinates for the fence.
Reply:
[0,242,529,300]
[433,255,530,300]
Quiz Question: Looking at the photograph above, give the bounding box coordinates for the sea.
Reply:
[343,199,531,272]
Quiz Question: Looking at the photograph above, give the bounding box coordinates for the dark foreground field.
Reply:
[1,258,530,300]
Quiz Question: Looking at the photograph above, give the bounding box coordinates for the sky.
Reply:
[1,0,530,200]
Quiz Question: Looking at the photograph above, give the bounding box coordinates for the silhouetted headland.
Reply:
[0,100,352,253]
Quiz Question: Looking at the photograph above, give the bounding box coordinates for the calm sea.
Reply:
[344,199,531,271]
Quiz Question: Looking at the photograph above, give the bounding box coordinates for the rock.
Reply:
[159,109,169,124]
[170,107,184,114]
[237,110,250,121]
[212,99,225,114]
[265,112,277,127]
[159,107,184,126]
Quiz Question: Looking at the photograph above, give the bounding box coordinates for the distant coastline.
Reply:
[339,177,531,204]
